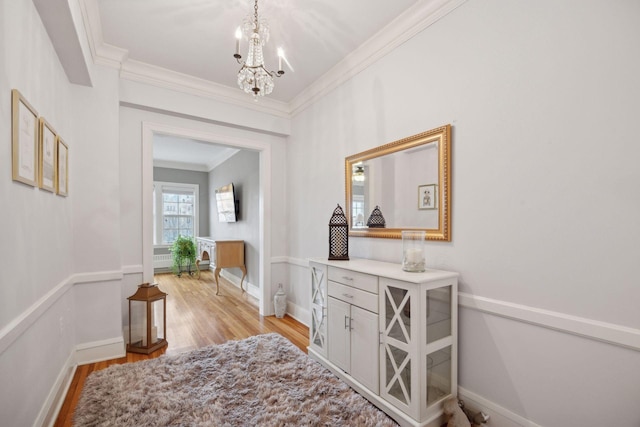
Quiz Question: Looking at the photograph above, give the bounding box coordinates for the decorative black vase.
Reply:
[328,204,349,260]
[366,205,386,228]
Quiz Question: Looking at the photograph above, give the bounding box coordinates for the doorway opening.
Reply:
[141,121,273,315]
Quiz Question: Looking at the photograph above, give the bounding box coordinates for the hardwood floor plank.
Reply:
[54,271,308,426]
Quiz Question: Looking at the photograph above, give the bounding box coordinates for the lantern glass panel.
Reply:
[130,300,147,347]
[151,299,165,344]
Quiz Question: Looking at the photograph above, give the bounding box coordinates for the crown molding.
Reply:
[288,0,468,116]
[119,59,291,118]
[206,148,240,172]
[78,0,127,68]
[153,160,209,173]
[78,0,466,118]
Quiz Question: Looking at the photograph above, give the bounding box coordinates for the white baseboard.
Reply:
[219,270,259,299]
[75,336,126,365]
[458,386,543,427]
[286,301,310,327]
[270,255,309,268]
[36,351,76,427]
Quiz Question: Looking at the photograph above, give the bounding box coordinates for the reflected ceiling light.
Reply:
[233,0,285,99]
[353,165,365,182]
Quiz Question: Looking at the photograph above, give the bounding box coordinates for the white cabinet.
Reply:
[308,258,458,427]
[327,269,379,393]
[349,303,379,392]
[380,277,456,422]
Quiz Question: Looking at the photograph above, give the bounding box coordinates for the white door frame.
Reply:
[141,121,272,315]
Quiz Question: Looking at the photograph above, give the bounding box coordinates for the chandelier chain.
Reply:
[254,0,259,27]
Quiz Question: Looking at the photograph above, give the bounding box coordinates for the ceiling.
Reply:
[153,134,240,172]
[71,0,459,167]
[96,0,420,103]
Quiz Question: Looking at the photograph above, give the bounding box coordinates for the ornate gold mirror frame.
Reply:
[345,124,451,241]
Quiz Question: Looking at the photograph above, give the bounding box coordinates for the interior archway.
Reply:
[141,121,273,315]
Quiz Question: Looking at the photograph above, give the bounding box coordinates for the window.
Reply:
[352,196,365,226]
[153,182,199,245]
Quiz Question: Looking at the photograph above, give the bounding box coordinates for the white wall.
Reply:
[209,150,260,289]
[287,0,640,425]
[3,1,638,426]
[0,0,121,426]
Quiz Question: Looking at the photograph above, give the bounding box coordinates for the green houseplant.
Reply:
[170,235,197,277]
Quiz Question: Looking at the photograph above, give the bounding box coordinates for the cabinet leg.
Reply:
[195,259,201,279]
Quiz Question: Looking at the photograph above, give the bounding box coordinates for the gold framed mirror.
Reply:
[345,124,451,241]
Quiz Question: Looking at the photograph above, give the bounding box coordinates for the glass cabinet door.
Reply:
[310,263,328,357]
[380,280,417,417]
[424,285,453,407]
[426,286,452,344]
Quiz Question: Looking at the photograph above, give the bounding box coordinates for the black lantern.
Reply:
[127,283,168,354]
[329,204,349,260]
[367,205,386,228]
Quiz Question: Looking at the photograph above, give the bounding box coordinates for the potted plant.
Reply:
[170,235,197,277]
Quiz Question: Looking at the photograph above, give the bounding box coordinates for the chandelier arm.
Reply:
[256,65,285,78]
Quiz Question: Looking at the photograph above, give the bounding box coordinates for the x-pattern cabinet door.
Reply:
[379,279,420,419]
[309,262,328,357]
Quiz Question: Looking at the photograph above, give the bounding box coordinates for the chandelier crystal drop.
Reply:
[234,0,285,99]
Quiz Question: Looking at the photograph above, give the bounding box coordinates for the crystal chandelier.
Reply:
[234,0,285,98]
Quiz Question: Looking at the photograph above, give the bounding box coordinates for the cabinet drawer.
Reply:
[328,281,378,314]
[328,267,378,294]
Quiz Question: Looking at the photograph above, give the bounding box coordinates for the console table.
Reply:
[195,237,247,295]
[308,257,458,427]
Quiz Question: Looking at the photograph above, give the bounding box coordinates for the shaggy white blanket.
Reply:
[74,333,398,426]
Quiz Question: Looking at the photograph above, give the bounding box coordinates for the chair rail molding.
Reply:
[458,292,640,352]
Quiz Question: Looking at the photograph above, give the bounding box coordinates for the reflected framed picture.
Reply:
[56,137,68,196]
[11,89,39,186]
[418,184,436,210]
[39,118,57,192]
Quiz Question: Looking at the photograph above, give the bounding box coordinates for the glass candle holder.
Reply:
[402,230,426,272]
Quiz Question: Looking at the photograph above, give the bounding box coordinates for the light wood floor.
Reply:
[54,271,309,427]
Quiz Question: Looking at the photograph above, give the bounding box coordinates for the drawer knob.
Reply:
[343,293,354,299]
[342,276,354,281]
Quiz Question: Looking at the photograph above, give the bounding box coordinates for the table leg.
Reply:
[214,268,221,295]
[239,266,247,293]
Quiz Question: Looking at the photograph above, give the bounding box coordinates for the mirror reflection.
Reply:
[345,125,451,241]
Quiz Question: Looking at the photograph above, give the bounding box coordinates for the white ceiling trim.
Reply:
[288,0,468,116]
[153,159,209,173]
[206,149,241,173]
[78,0,466,118]
[120,59,290,118]
[78,0,127,68]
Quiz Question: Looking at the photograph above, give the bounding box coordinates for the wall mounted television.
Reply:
[215,183,239,222]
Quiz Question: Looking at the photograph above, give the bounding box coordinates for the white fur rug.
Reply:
[74,333,398,426]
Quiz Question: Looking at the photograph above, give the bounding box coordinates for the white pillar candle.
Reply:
[235,27,242,56]
[405,247,423,263]
[277,47,284,71]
